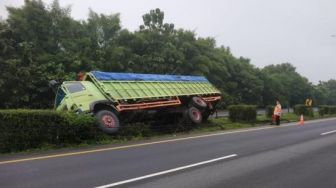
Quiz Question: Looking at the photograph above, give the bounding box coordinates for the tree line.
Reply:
[0,0,335,109]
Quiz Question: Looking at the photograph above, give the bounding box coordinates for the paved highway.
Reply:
[1,118,336,188]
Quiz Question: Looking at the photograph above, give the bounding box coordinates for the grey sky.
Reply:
[1,0,336,83]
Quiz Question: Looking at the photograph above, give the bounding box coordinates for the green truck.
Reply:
[52,71,221,133]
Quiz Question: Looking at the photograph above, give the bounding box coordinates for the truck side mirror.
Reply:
[49,80,59,93]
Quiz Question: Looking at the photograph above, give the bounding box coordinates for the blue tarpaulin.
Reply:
[91,71,209,82]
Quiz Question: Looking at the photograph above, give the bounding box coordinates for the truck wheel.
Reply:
[191,96,207,109]
[96,110,120,134]
[184,107,202,124]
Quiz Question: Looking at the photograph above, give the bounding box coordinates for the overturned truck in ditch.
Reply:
[52,71,221,133]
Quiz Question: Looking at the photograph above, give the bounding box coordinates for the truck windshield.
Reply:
[66,83,86,93]
[55,88,65,107]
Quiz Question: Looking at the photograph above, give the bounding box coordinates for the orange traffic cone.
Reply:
[299,114,304,125]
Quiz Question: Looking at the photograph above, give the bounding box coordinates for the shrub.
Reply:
[330,106,336,114]
[319,105,336,116]
[228,105,257,123]
[293,105,314,117]
[0,110,98,153]
[319,105,327,116]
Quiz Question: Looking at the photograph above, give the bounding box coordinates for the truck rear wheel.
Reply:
[184,107,202,124]
[191,96,207,110]
[96,110,120,134]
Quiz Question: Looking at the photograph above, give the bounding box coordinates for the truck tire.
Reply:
[96,110,120,134]
[191,96,207,110]
[184,107,202,124]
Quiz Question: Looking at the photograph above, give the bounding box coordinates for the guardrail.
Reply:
[210,108,318,118]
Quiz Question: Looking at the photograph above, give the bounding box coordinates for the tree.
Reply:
[261,63,313,107]
[315,80,336,105]
[0,0,69,108]
[0,2,330,109]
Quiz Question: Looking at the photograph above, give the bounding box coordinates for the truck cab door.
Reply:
[55,87,71,111]
[64,82,96,111]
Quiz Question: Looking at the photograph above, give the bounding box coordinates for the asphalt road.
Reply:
[1,118,336,188]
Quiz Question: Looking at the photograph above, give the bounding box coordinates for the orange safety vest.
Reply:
[77,72,85,81]
[274,105,282,116]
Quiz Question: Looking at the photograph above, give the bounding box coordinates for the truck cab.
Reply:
[55,81,106,112]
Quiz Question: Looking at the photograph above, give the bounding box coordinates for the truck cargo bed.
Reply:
[85,71,220,101]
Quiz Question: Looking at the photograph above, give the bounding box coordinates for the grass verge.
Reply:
[2,112,336,155]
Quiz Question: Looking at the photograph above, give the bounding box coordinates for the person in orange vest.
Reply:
[77,72,85,81]
[273,100,282,125]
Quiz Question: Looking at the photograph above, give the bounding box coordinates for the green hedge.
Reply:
[319,105,336,116]
[319,105,327,116]
[293,105,314,117]
[228,105,257,123]
[0,110,98,153]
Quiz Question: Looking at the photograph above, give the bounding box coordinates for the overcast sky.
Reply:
[1,0,336,83]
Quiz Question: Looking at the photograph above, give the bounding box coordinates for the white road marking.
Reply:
[321,130,336,136]
[95,154,238,188]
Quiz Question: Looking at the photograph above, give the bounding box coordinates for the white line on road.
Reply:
[321,130,336,136]
[95,154,238,188]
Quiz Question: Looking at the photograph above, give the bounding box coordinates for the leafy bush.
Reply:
[319,105,327,116]
[319,105,336,116]
[329,106,336,114]
[293,105,314,117]
[0,110,98,153]
[228,105,257,123]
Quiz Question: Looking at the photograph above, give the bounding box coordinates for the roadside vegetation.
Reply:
[2,1,336,154]
[2,108,336,154]
[1,0,336,110]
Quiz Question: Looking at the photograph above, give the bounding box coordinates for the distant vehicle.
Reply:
[51,71,221,133]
